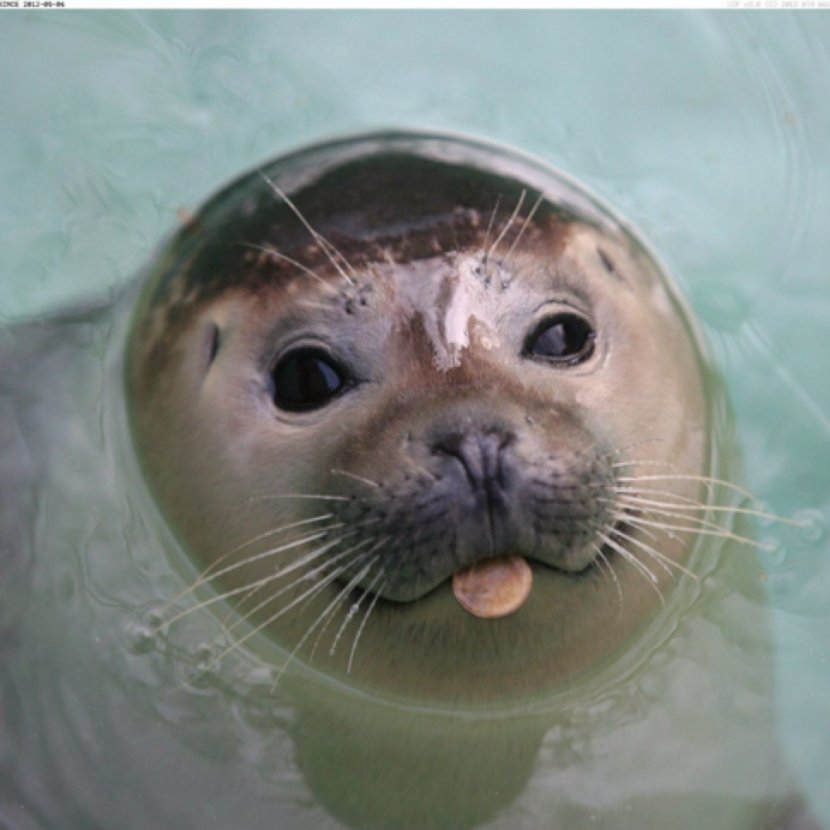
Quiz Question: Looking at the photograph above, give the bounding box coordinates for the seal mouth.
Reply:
[357,517,630,612]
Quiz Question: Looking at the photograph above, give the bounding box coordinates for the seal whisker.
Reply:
[245,493,355,504]
[605,438,665,457]
[605,527,673,580]
[307,554,382,663]
[301,541,388,666]
[221,537,379,639]
[612,469,765,505]
[330,468,381,489]
[173,528,341,604]
[614,489,804,526]
[612,485,713,508]
[617,513,774,551]
[618,515,674,547]
[612,495,761,537]
[608,524,698,580]
[161,521,343,622]
[242,243,330,287]
[486,188,526,263]
[259,173,356,286]
[597,531,665,604]
[158,532,361,631]
[278,552,383,684]
[590,543,624,622]
[329,560,387,658]
[502,192,544,268]
[197,552,357,677]
[218,517,383,627]
[348,575,387,674]
[604,496,730,536]
[480,194,502,264]
[225,514,337,555]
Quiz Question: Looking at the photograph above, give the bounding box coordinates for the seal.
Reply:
[127,131,710,702]
[1,131,812,830]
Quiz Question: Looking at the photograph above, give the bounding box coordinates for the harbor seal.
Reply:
[127,131,711,702]
[0,130,813,830]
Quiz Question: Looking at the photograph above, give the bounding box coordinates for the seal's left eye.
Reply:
[524,313,595,366]
[272,348,348,412]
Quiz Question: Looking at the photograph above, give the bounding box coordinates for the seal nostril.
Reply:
[431,429,514,496]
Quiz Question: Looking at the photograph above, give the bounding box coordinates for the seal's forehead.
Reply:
[144,151,595,314]
[131,142,632,385]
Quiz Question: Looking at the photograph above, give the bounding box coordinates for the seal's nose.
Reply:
[431,428,515,507]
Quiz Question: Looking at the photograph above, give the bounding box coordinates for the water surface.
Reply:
[1,11,829,829]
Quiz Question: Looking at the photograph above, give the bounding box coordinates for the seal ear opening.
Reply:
[204,323,221,371]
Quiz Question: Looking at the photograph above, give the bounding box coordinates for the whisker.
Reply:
[276,544,386,684]
[611,495,759,538]
[502,192,544,267]
[307,556,379,663]
[218,516,382,628]
[160,515,335,613]
[159,532,357,630]
[242,243,330,286]
[481,194,502,262]
[604,496,730,537]
[330,562,386,657]
[222,537,378,639]
[597,531,665,605]
[609,525,697,580]
[330,468,381,489]
[605,438,664,458]
[348,577,386,673]
[590,543,623,622]
[259,173,356,285]
[486,189,526,262]
[613,490,805,526]
[245,493,353,504]
[614,512,774,551]
[612,470,757,503]
[177,528,340,602]
[622,517,676,548]
[198,553,353,677]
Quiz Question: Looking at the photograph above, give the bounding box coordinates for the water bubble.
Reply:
[144,605,166,630]
[188,668,212,689]
[764,543,788,567]
[194,643,214,663]
[793,509,826,545]
[125,621,157,655]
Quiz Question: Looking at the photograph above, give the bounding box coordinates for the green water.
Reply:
[1,10,829,830]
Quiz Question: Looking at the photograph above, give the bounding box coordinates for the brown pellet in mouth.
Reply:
[452,555,533,619]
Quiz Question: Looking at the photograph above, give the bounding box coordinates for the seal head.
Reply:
[127,133,709,702]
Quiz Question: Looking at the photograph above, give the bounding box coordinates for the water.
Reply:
[2,10,829,830]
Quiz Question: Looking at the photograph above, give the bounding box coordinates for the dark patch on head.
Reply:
[132,141,601,390]
[143,152,583,317]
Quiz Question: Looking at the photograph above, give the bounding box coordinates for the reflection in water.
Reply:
[291,693,542,830]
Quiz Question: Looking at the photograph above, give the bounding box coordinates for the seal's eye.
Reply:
[524,314,595,365]
[272,348,348,412]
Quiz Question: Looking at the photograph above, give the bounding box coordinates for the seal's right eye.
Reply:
[523,313,595,366]
[271,348,348,412]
